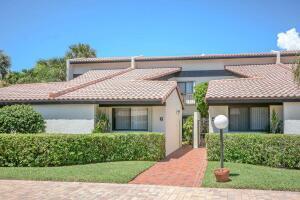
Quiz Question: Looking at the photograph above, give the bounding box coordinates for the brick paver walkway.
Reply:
[0,180,299,200]
[130,145,207,187]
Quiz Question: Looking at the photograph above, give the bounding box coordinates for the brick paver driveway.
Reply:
[130,145,207,187]
[0,180,299,200]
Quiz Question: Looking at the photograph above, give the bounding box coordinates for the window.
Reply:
[229,106,269,132]
[113,108,148,131]
[178,82,194,95]
[178,82,195,104]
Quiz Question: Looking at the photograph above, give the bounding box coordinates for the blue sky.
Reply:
[1,0,300,71]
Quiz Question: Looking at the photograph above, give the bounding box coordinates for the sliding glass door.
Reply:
[229,106,269,132]
[250,107,269,131]
[229,107,249,131]
[113,108,148,131]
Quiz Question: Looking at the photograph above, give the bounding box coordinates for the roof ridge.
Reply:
[141,67,181,80]
[48,68,134,98]
[69,50,300,64]
[224,66,255,78]
[225,63,276,67]
[210,77,263,83]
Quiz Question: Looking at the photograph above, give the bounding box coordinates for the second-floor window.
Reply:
[178,82,194,95]
[178,82,195,104]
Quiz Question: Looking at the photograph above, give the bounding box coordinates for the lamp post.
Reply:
[214,115,228,168]
[213,115,229,182]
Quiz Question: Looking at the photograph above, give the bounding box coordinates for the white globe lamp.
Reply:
[214,115,228,130]
[213,115,228,169]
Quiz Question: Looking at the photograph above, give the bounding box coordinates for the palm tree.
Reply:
[0,50,11,79]
[293,57,300,85]
[65,43,97,59]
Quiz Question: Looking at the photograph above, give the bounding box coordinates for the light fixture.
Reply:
[214,115,228,130]
[213,115,228,169]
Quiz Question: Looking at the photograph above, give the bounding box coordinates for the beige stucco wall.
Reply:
[33,104,96,134]
[208,106,229,133]
[165,90,182,155]
[151,106,165,132]
[283,102,300,134]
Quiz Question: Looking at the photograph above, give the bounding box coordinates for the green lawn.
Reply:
[203,161,300,191]
[0,161,155,183]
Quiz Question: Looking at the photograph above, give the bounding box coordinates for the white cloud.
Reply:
[277,28,300,50]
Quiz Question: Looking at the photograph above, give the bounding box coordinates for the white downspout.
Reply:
[272,51,281,64]
[130,55,143,69]
[66,59,71,80]
[276,51,281,64]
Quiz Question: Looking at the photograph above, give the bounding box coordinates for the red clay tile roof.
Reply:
[0,67,182,105]
[69,50,300,63]
[113,68,181,80]
[206,63,300,104]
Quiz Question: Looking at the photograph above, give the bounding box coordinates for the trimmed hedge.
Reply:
[0,132,165,167]
[206,133,300,169]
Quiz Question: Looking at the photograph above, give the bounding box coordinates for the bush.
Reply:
[206,133,300,169]
[0,132,165,167]
[93,112,110,133]
[183,116,193,144]
[0,105,45,133]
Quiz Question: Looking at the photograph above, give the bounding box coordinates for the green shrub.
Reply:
[0,132,165,167]
[183,116,193,144]
[93,112,110,133]
[0,105,45,133]
[193,82,208,118]
[206,133,300,169]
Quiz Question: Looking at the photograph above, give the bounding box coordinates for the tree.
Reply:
[0,50,11,79]
[193,82,209,118]
[292,57,300,85]
[34,58,66,82]
[65,43,96,59]
[4,43,97,85]
[4,69,37,84]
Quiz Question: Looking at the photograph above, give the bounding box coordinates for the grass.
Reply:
[0,161,155,183]
[202,161,300,191]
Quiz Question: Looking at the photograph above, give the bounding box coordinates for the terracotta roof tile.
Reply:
[0,67,182,105]
[206,63,300,103]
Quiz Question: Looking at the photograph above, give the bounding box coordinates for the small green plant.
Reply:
[93,112,110,133]
[270,109,282,134]
[183,116,193,145]
[0,104,45,133]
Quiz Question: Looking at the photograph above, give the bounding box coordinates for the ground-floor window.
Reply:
[112,108,148,131]
[229,106,269,132]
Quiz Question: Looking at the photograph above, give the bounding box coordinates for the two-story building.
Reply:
[0,50,299,155]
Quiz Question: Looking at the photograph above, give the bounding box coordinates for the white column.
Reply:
[193,112,200,148]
